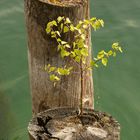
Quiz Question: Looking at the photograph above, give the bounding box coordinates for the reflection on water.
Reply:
[0,75,27,91]
[0,91,16,139]
[0,74,31,140]
[124,19,140,28]
[0,5,23,18]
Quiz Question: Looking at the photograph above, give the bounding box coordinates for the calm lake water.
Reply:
[0,0,140,139]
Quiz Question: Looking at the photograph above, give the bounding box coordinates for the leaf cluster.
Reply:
[45,16,122,82]
[45,64,73,82]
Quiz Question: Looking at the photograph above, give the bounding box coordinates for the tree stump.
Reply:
[28,107,120,140]
[24,0,94,115]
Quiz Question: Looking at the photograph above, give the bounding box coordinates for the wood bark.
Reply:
[24,0,94,115]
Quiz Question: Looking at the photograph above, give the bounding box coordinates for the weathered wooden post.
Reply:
[24,0,94,115]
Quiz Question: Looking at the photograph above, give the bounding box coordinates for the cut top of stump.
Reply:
[28,107,120,140]
[39,0,86,7]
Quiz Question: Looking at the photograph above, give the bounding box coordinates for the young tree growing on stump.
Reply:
[45,16,122,115]
[25,1,123,140]
[27,17,122,139]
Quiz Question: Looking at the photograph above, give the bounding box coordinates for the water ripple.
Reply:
[0,4,23,18]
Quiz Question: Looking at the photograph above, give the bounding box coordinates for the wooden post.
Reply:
[24,0,94,115]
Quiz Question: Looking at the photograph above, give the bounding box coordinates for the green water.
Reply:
[0,0,140,139]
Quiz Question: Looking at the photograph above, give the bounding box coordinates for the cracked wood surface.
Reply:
[28,108,120,140]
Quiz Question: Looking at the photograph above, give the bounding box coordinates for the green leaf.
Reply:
[60,49,70,58]
[46,20,57,34]
[51,31,55,35]
[112,42,119,49]
[95,20,101,29]
[83,24,88,29]
[119,47,123,53]
[46,27,51,34]
[64,69,71,75]
[51,34,56,38]
[84,44,88,48]
[83,19,90,24]
[50,75,60,81]
[61,41,67,45]
[70,24,75,31]
[57,68,71,75]
[102,58,108,66]
[65,44,71,48]
[108,50,113,56]
[65,18,71,24]
[80,48,88,56]
[49,67,56,72]
[58,44,63,51]
[63,26,69,33]
[113,52,116,57]
[57,68,64,75]
[95,64,99,68]
[77,39,84,48]
[56,31,61,37]
[91,23,96,30]
[51,31,56,38]
[99,19,104,27]
[70,51,76,58]
[47,64,51,67]
[57,16,64,23]
[90,17,96,21]
[61,23,64,30]
[78,29,82,34]
[52,20,57,26]
[90,60,98,68]
[76,22,82,29]
[57,38,61,42]
[75,56,81,62]
[93,19,104,30]
[73,42,76,48]
[74,49,81,56]
[90,60,95,67]
[81,34,86,40]
[79,21,83,24]
[97,50,105,59]
[82,57,86,64]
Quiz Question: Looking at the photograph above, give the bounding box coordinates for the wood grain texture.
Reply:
[24,0,94,115]
[28,107,120,140]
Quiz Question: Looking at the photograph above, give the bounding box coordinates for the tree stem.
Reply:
[80,60,84,115]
